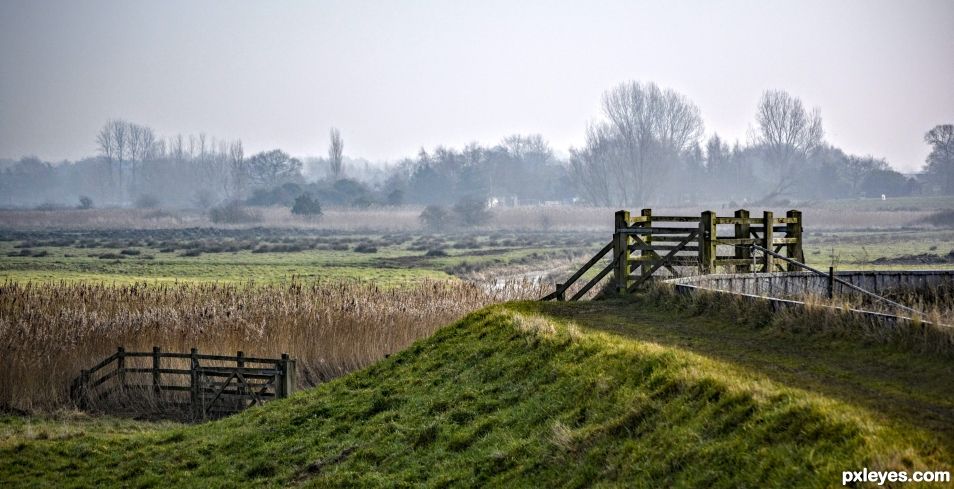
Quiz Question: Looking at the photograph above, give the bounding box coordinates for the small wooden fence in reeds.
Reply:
[542,208,805,301]
[70,347,297,420]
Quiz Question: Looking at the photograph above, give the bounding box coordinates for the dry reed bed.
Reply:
[0,279,544,413]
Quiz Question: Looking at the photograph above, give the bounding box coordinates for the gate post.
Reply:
[786,210,804,270]
[734,209,750,273]
[763,211,774,272]
[640,208,654,281]
[700,211,716,274]
[614,210,631,293]
[190,347,201,420]
[279,353,297,398]
[116,346,126,392]
[152,346,161,402]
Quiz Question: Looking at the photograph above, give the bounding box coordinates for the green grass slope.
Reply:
[2,300,951,488]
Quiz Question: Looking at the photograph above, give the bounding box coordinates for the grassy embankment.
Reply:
[2,297,951,487]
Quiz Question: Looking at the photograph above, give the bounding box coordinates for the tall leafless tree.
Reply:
[572,81,704,205]
[753,89,824,201]
[96,119,130,203]
[228,140,246,199]
[328,127,344,180]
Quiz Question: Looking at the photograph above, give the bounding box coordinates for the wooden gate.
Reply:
[70,347,297,420]
[542,208,804,301]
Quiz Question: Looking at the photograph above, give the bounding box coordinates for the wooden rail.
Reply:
[542,208,804,300]
[70,347,296,420]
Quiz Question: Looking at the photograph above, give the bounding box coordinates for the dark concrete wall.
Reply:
[666,270,954,299]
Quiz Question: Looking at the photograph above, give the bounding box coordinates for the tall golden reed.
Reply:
[0,279,543,413]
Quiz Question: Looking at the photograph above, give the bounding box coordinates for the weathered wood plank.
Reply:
[627,230,699,292]
[762,211,774,272]
[714,258,759,266]
[616,227,699,235]
[786,209,804,271]
[772,237,799,244]
[614,210,631,293]
[631,244,701,251]
[715,217,765,225]
[572,259,616,301]
[714,238,757,245]
[700,211,716,274]
[124,367,192,375]
[553,241,612,294]
[648,216,701,222]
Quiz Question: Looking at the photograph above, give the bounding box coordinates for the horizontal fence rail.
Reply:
[70,347,296,421]
[541,208,805,301]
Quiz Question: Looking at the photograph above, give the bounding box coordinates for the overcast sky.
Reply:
[1,0,951,171]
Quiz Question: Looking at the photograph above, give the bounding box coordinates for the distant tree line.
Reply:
[1,83,951,210]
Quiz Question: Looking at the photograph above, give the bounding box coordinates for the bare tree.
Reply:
[924,124,954,193]
[228,140,246,199]
[169,134,186,163]
[569,124,616,206]
[753,89,824,200]
[245,149,303,189]
[328,127,344,180]
[126,123,157,195]
[502,134,552,162]
[573,81,704,205]
[96,119,129,203]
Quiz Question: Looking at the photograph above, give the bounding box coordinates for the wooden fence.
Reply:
[70,347,296,420]
[542,208,804,301]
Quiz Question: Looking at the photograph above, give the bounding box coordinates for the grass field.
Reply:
[2,202,953,486]
[2,200,952,285]
[2,299,950,487]
[0,228,603,284]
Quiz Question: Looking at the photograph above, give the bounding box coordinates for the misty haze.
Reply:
[1,1,953,487]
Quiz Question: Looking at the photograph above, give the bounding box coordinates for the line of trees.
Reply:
[567,82,929,206]
[1,83,951,210]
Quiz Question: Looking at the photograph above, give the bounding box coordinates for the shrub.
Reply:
[77,196,93,209]
[134,194,160,209]
[419,205,451,231]
[209,201,260,224]
[353,243,378,253]
[922,209,954,228]
[453,197,492,226]
[291,193,323,216]
[425,249,448,257]
[386,189,404,206]
[34,203,67,211]
[247,183,303,207]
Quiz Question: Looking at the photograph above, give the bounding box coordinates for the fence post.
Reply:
[786,209,804,270]
[700,211,716,274]
[640,208,654,281]
[555,284,565,302]
[152,346,161,402]
[828,266,835,300]
[236,351,246,403]
[73,369,90,410]
[190,347,200,420]
[614,210,631,293]
[279,353,296,398]
[734,209,750,273]
[116,346,126,391]
[763,211,774,272]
